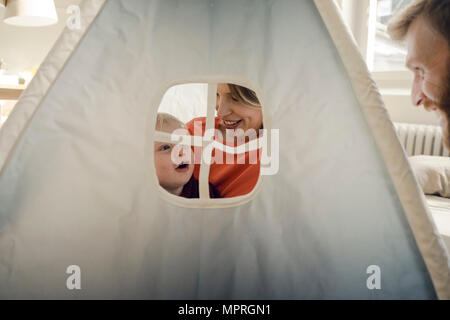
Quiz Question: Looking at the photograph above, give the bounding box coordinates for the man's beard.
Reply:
[438,63,450,150]
[425,59,450,151]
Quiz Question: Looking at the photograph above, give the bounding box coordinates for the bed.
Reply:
[427,195,450,253]
[409,155,450,253]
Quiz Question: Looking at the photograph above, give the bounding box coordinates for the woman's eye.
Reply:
[231,96,239,102]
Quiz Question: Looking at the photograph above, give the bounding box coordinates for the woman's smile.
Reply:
[222,119,242,129]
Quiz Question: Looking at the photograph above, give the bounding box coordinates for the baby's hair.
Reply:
[156,112,185,130]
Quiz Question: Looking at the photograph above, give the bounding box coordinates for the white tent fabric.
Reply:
[0,0,449,299]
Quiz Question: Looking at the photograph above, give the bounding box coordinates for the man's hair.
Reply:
[387,0,450,45]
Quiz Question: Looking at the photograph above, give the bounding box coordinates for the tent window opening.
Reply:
[153,82,264,202]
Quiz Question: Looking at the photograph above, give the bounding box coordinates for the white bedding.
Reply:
[427,195,450,254]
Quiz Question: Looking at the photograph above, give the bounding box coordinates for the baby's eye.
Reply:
[160,144,171,151]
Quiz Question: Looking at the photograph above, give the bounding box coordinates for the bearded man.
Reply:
[388,0,450,149]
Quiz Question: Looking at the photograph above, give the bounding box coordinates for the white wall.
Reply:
[0,0,81,74]
[158,83,208,124]
[0,0,82,125]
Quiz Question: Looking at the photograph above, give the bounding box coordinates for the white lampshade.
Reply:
[4,0,58,27]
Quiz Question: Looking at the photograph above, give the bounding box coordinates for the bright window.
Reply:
[371,0,413,72]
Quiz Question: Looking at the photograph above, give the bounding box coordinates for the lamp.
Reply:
[3,0,58,27]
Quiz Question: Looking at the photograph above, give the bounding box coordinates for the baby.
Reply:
[154,113,219,198]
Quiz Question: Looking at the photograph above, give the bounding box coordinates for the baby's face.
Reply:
[154,120,194,193]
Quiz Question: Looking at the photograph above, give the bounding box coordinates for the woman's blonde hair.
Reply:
[227,84,261,108]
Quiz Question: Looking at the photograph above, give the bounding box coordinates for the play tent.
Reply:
[0,0,449,299]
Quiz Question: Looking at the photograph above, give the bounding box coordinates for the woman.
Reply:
[186,83,263,198]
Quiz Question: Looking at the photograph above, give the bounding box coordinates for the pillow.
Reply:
[409,155,450,198]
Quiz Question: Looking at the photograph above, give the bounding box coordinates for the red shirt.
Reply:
[186,117,261,198]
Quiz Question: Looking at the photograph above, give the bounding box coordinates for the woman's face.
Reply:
[216,84,263,137]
